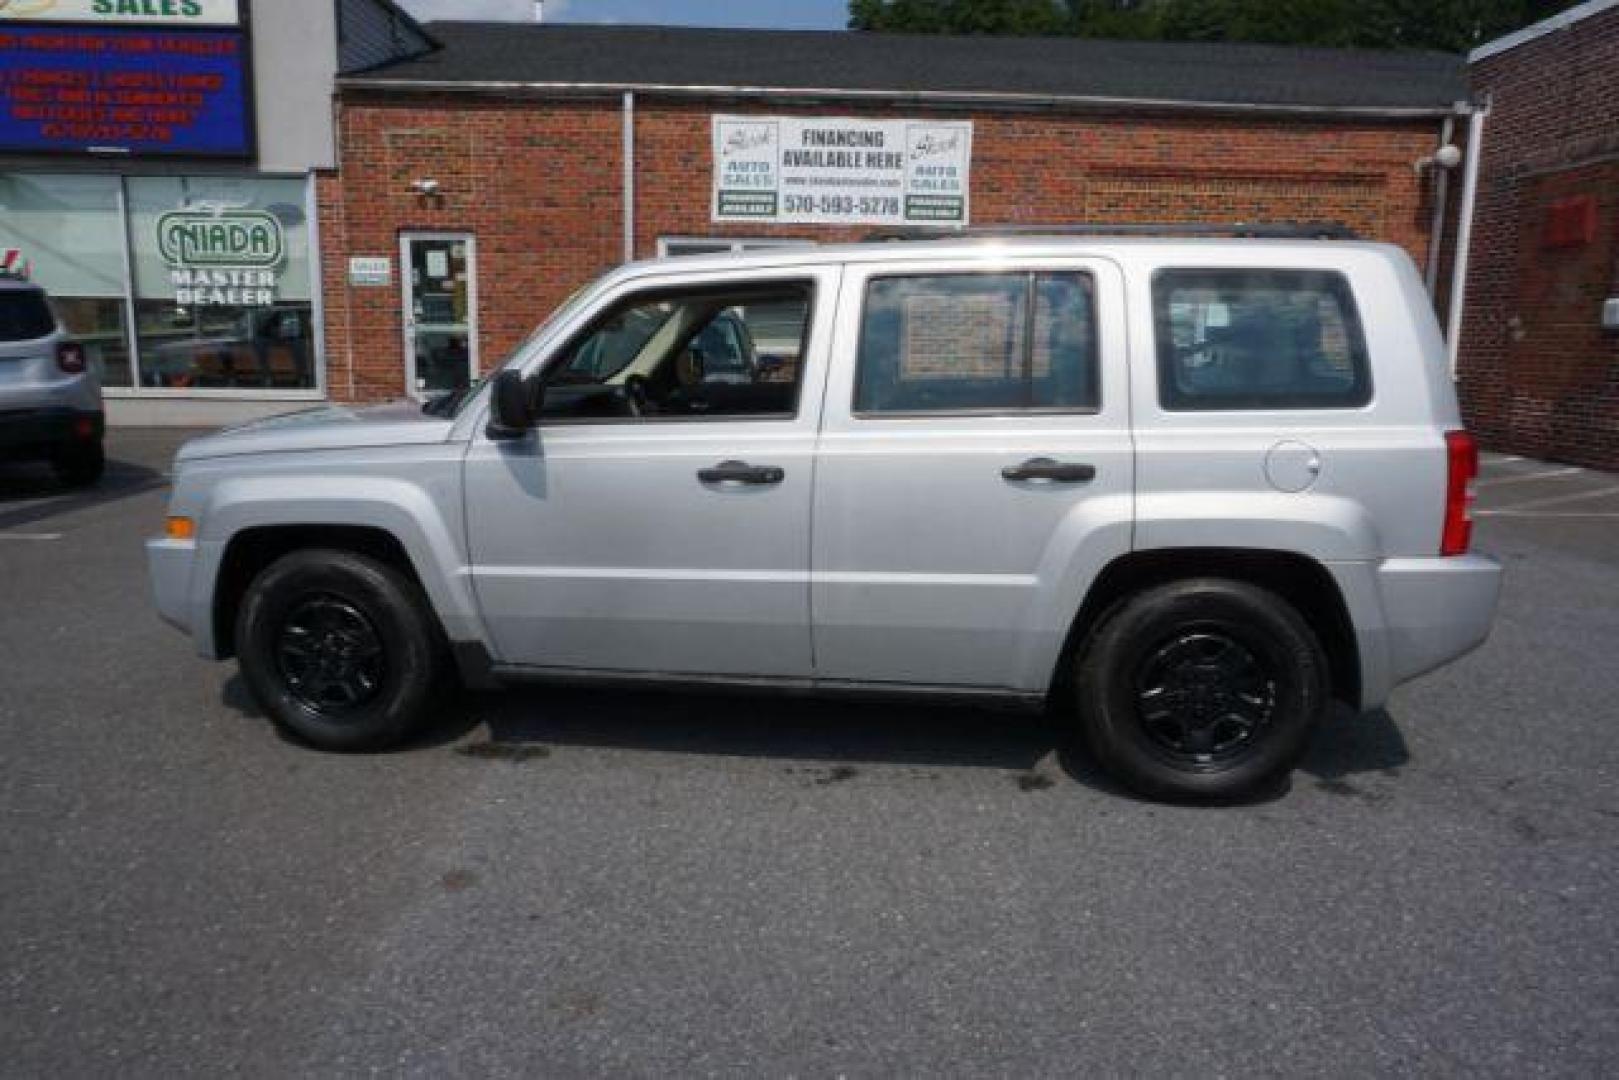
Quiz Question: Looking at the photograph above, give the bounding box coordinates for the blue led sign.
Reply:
[0,25,252,157]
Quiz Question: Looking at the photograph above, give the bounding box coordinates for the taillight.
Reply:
[56,341,87,374]
[1442,429,1478,556]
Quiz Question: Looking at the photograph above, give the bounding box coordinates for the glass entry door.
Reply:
[401,232,477,398]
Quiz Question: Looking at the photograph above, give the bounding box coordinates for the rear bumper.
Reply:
[1331,554,1502,710]
[0,407,103,458]
[1376,554,1502,685]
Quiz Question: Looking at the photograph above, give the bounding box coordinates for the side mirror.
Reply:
[486,369,542,440]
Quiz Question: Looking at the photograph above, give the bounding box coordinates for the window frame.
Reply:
[1150,266,1374,413]
[657,237,816,258]
[850,269,1103,420]
[536,277,819,426]
[0,170,326,400]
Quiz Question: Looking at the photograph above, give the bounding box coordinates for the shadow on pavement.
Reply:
[223,673,1408,801]
[474,685,1062,773]
[0,455,169,529]
[1298,706,1410,798]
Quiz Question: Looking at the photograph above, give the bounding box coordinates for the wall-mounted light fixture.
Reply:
[1414,144,1464,174]
[409,178,441,196]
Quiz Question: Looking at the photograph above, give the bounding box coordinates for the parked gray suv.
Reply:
[0,279,105,487]
[149,235,1501,800]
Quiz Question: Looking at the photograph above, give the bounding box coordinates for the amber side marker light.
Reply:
[165,517,196,541]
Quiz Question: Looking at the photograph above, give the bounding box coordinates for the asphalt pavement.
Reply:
[1,429,1615,1076]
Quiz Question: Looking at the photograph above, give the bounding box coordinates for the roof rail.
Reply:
[861,221,1360,242]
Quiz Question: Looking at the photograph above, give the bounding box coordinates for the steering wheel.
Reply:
[622,373,651,417]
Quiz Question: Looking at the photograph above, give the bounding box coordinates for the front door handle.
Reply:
[1001,457,1097,483]
[698,460,785,485]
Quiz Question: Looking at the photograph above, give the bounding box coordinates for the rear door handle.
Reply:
[698,460,785,485]
[1001,457,1097,483]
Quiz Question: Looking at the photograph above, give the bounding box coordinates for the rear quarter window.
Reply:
[1152,269,1371,411]
[0,290,57,342]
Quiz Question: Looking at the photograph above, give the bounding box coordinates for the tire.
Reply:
[235,548,448,751]
[1074,578,1328,802]
[51,440,104,488]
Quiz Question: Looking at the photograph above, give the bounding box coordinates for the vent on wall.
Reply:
[1542,196,1597,249]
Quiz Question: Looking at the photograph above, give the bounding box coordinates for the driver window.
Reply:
[542,282,813,422]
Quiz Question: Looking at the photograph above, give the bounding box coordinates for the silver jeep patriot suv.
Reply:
[148,233,1501,800]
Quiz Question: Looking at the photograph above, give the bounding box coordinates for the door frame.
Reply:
[458,262,844,678]
[399,231,479,399]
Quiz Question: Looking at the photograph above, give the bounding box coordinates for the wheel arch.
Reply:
[211,525,431,660]
[1053,547,1363,710]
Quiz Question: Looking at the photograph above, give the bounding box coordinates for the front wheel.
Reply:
[235,549,448,751]
[1074,578,1329,801]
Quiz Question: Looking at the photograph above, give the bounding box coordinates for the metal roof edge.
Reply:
[1469,0,1619,62]
[332,77,1471,119]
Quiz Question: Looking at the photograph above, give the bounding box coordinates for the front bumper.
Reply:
[0,407,103,458]
[147,534,228,659]
[147,538,197,636]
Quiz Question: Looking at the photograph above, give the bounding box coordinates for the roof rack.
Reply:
[861,221,1360,242]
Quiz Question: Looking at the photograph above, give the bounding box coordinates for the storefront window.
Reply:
[0,175,133,386]
[127,176,316,390]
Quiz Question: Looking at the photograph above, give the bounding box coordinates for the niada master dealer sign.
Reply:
[159,209,284,305]
[713,115,973,227]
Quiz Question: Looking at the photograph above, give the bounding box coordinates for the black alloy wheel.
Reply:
[1075,578,1327,801]
[236,548,448,751]
[1134,629,1277,767]
[275,595,388,716]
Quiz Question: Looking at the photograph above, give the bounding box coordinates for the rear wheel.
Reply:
[235,548,447,751]
[1074,578,1328,801]
[51,440,104,488]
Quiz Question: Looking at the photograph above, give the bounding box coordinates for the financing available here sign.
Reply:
[713,115,973,227]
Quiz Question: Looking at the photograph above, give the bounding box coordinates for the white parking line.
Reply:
[1478,483,1619,514]
[0,532,63,542]
[1476,466,1583,488]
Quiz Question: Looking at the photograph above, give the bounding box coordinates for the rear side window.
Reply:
[0,290,56,342]
[1153,269,1371,410]
[855,272,1098,414]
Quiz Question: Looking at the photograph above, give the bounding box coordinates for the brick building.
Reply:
[1459,0,1619,470]
[321,22,1477,404]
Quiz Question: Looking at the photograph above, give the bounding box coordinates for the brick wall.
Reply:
[319,96,623,402]
[1461,6,1619,470]
[320,90,1451,403]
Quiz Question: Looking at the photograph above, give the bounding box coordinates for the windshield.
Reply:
[426,280,599,419]
[551,303,676,384]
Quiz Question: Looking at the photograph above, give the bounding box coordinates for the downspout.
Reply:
[622,90,635,263]
[1425,115,1456,294]
[1446,100,1489,377]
